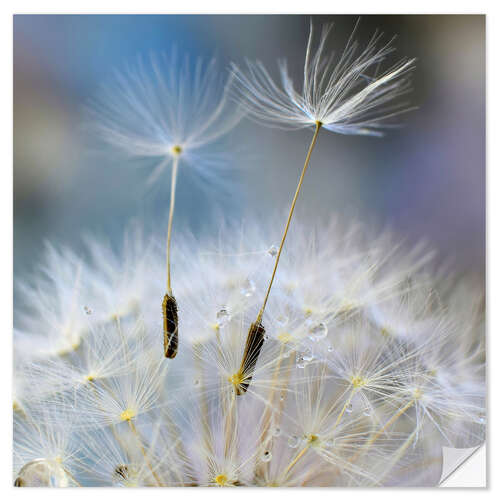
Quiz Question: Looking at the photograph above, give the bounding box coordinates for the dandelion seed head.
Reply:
[14,217,484,485]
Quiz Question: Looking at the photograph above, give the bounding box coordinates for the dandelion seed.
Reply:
[88,52,244,360]
[234,21,415,395]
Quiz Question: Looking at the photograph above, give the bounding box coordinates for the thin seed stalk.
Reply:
[333,386,357,431]
[347,398,416,466]
[238,122,322,396]
[374,426,419,485]
[282,444,310,478]
[163,155,180,359]
[257,121,322,322]
[367,399,416,447]
[166,155,179,295]
[128,419,164,486]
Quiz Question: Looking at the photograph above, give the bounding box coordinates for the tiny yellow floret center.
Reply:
[120,408,136,421]
[171,145,183,156]
[215,474,228,486]
[278,332,292,344]
[413,388,423,400]
[229,372,243,387]
[308,434,320,447]
[351,376,366,388]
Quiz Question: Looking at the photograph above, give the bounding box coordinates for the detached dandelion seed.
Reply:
[231,21,415,394]
[88,52,243,358]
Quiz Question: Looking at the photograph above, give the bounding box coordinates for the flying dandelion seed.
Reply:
[87,51,244,359]
[13,219,485,486]
[231,20,416,394]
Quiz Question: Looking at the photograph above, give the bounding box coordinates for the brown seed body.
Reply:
[163,293,179,358]
[236,321,266,395]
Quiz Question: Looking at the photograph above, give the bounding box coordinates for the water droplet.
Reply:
[193,379,200,387]
[327,345,334,353]
[363,406,372,417]
[280,395,285,402]
[296,356,307,369]
[15,459,74,487]
[302,348,314,362]
[216,308,230,327]
[476,414,486,424]
[288,435,300,448]
[308,322,328,341]
[261,451,272,462]
[345,403,353,413]
[240,278,256,298]
[272,427,281,437]
[268,245,278,257]
[84,306,92,315]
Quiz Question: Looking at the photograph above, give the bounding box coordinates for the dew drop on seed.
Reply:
[345,403,353,413]
[296,359,306,369]
[296,354,307,369]
[288,435,300,448]
[280,395,285,402]
[193,379,200,387]
[240,278,256,297]
[363,406,372,417]
[308,322,328,341]
[84,306,92,315]
[268,245,278,257]
[476,414,486,424]
[216,308,230,327]
[273,427,281,437]
[261,451,272,462]
[15,460,73,487]
[302,348,314,362]
[327,345,334,353]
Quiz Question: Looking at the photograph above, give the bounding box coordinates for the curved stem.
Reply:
[282,445,310,478]
[166,156,179,295]
[367,399,415,447]
[128,420,164,486]
[257,121,322,322]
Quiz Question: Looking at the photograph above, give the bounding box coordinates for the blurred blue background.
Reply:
[14,15,485,279]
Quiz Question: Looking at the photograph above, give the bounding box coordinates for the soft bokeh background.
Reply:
[13,15,485,280]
